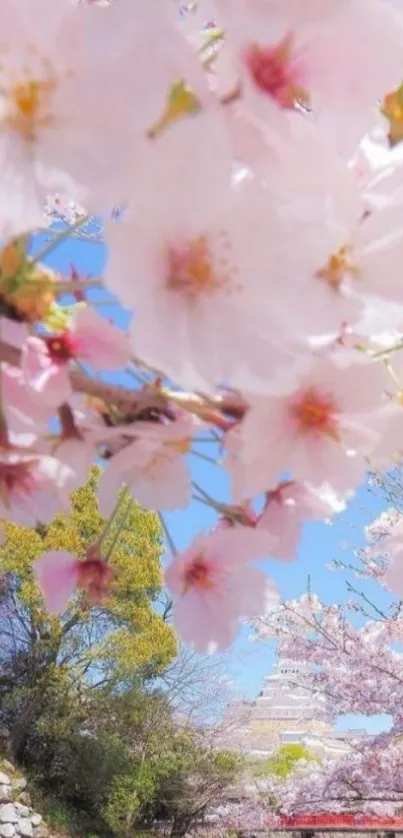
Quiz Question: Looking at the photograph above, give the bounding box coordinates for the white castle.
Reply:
[219,658,367,759]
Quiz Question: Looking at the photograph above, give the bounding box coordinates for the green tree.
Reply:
[104,717,242,838]
[251,743,318,780]
[0,467,176,760]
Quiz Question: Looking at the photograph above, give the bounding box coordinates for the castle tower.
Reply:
[220,657,338,756]
[247,658,333,753]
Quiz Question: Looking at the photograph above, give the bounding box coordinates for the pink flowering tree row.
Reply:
[4,0,403,655]
[249,488,403,817]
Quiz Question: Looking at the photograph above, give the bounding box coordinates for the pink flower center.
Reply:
[183,554,214,592]
[0,459,36,507]
[289,387,339,440]
[165,235,235,299]
[45,331,78,363]
[76,558,112,604]
[243,32,310,109]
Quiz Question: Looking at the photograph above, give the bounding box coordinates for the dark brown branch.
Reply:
[0,339,168,414]
[0,339,247,421]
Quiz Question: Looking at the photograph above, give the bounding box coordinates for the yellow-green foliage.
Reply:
[0,467,176,683]
[250,744,318,779]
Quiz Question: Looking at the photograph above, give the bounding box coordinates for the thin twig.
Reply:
[33,215,89,262]
[158,512,178,556]
[104,494,133,560]
[98,485,131,550]
[191,449,220,465]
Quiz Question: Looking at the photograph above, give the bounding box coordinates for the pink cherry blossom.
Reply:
[217,0,403,155]
[1,337,72,435]
[363,401,403,468]
[257,480,340,561]
[107,170,279,389]
[34,548,113,615]
[98,418,201,515]
[0,0,220,237]
[44,306,131,371]
[44,193,87,226]
[22,336,72,406]
[226,355,388,497]
[70,306,131,370]
[1,361,59,435]
[38,404,119,492]
[337,182,403,305]
[2,310,129,435]
[0,452,71,527]
[107,139,364,392]
[164,526,278,652]
[368,515,403,596]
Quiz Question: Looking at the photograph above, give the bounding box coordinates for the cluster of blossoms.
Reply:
[254,593,403,722]
[246,580,403,817]
[5,0,403,652]
[274,736,403,816]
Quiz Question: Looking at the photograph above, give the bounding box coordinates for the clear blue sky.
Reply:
[37,221,395,736]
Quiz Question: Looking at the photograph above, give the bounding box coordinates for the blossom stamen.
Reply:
[290,387,340,440]
[316,245,359,291]
[166,235,235,299]
[45,331,78,363]
[0,46,66,143]
[381,83,403,147]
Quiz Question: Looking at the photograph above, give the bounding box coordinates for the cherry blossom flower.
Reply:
[98,418,201,515]
[257,480,341,561]
[0,452,71,527]
[23,336,72,405]
[107,168,284,389]
[44,306,131,371]
[0,0,220,237]
[164,526,278,652]
[44,193,87,226]
[341,183,403,305]
[34,547,113,615]
[2,309,130,433]
[217,0,403,155]
[107,136,364,392]
[1,360,59,435]
[1,336,72,435]
[226,355,388,497]
[38,403,121,492]
[368,516,403,596]
[364,401,403,467]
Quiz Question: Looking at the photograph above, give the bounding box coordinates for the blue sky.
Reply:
[38,221,394,736]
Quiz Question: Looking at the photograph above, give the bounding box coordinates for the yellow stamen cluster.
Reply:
[166,235,236,299]
[381,83,403,147]
[316,245,359,291]
[0,43,61,143]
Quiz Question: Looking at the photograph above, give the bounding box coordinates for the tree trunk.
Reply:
[10,694,42,761]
